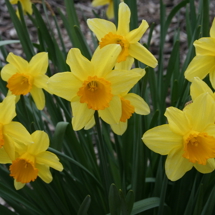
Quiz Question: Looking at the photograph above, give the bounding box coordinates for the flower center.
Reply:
[7,73,33,95]
[9,153,38,184]
[99,32,129,63]
[77,76,113,110]
[120,97,135,122]
[183,131,215,165]
[0,124,4,148]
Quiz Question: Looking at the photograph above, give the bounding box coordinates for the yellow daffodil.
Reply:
[110,58,150,135]
[92,0,114,19]
[48,45,143,131]
[9,130,63,190]
[0,95,33,160]
[10,0,33,15]
[142,93,215,181]
[1,52,49,110]
[87,2,157,67]
[185,18,215,88]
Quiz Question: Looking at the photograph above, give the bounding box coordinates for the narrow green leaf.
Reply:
[0,40,20,46]
[108,184,121,215]
[131,197,160,214]
[78,195,91,215]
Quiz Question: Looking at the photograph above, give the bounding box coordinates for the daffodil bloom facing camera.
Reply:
[185,18,215,88]
[9,130,63,190]
[92,0,114,19]
[142,93,215,181]
[48,45,143,131]
[1,52,49,110]
[10,0,33,15]
[0,95,33,160]
[87,2,157,67]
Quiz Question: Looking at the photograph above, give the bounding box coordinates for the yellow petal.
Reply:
[21,0,32,14]
[0,95,16,124]
[165,148,193,181]
[142,124,182,155]
[3,134,15,160]
[124,93,150,115]
[48,72,82,101]
[87,18,116,41]
[165,107,191,135]
[84,116,95,130]
[6,53,28,72]
[28,131,49,155]
[36,151,63,171]
[209,70,215,89]
[29,52,48,76]
[194,158,215,173]
[91,45,121,77]
[10,0,18,4]
[111,121,127,135]
[106,69,142,95]
[190,77,213,101]
[0,147,11,164]
[184,55,215,81]
[117,2,130,35]
[0,64,18,81]
[99,96,121,124]
[66,48,94,81]
[126,20,149,43]
[194,38,215,56]
[129,43,158,68]
[71,102,95,131]
[37,164,52,183]
[14,180,25,190]
[210,18,215,38]
[185,93,215,131]
[4,122,33,145]
[30,86,45,110]
[33,75,49,90]
[92,0,109,7]
[115,56,134,70]
[106,1,114,19]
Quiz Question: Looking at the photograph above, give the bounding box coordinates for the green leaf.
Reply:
[108,184,121,215]
[78,195,91,215]
[52,122,69,150]
[0,40,20,46]
[131,197,160,214]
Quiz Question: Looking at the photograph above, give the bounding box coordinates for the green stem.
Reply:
[94,111,112,204]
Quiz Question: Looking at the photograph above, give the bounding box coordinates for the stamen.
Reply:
[77,76,112,110]
[183,131,215,165]
[7,73,33,95]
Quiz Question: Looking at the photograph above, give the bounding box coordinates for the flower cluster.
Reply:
[0,96,63,190]
[142,18,215,181]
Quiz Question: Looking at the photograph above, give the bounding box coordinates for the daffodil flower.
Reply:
[185,18,215,88]
[1,52,49,110]
[142,93,215,181]
[92,0,114,19]
[10,0,33,15]
[0,95,33,160]
[9,130,63,190]
[110,58,150,135]
[87,2,157,67]
[48,45,143,131]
